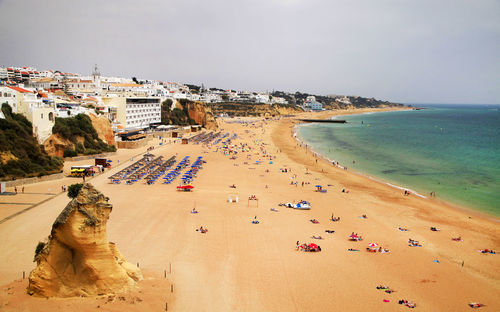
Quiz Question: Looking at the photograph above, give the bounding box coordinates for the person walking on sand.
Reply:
[22,186,24,193]
[14,186,17,194]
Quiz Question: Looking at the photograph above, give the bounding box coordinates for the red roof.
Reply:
[8,86,33,93]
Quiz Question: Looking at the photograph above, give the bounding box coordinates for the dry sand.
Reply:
[0,108,499,311]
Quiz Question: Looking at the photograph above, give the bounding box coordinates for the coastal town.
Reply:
[0,64,350,146]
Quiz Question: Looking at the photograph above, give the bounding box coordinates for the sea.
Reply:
[297,104,500,217]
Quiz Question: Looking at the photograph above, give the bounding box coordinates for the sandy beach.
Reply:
[1,108,499,311]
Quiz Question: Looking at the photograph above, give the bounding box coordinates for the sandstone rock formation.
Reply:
[186,101,217,130]
[43,134,72,158]
[207,102,304,117]
[89,114,115,146]
[27,184,142,297]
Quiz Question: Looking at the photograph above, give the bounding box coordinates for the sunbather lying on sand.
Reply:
[312,235,323,239]
[196,226,208,233]
[430,227,440,231]
[399,300,416,308]
[398,227,409,231]
[376,285,395,293]
[468,302,485,308]
[310,219,319,224]
[408,239,422,247]
[325,230,335,234]
[479,249,496,254]
[451,237,462,241]
[330,214,341,221]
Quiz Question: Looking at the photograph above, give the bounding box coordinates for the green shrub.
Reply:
[75,143,85,154]
[63,148,77,158]
[67,183,84,199]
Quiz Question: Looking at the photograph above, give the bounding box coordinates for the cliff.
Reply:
[27,184,142,297]
[43,134,72,158]
[161,99,218,130]
[89,114,115,146]
[45,114,116,157]
[185,101,217,130]
[207,102,304,117]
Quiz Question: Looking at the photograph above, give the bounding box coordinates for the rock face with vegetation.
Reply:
[185,101,217,130]
[161,99,217,130]
[89,114,115,146]
[207,102,304,117]
[0,104,63,179]
[44,114,116,158]
[27,184,142,297]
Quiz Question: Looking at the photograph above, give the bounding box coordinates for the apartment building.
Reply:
[102,96,161,130]
[0,86,55,142]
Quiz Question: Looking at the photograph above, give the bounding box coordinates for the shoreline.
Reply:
[291,108,500,222]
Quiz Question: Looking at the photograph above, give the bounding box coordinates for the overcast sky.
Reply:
[0,0,499,104]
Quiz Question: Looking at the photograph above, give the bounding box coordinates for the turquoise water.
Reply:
[297,105,500,217]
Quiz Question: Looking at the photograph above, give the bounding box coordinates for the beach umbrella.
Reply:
[183,185,194,189]
[349,234,358,239]
[107,160,112,162]
[315,185,322,187]
[308,243,318,249]
[368,243,378,248]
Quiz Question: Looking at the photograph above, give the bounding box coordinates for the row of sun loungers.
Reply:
[181,157,204,184]
[109,155,159,183]
[144,156,177,185]
[124,156,164,184]
[163,156,191,184]
[190,132,224,145]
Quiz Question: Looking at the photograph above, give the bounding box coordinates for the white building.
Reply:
[304,96,323,111]
[0,68,8,80]
[0,86,55,142]
[102,96,161,130]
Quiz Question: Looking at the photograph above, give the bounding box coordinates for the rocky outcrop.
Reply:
[186,101,217,130]
[43,134,72,158]
[89,114,115,146]
[207,102,304,117]
[27,184,142,297]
